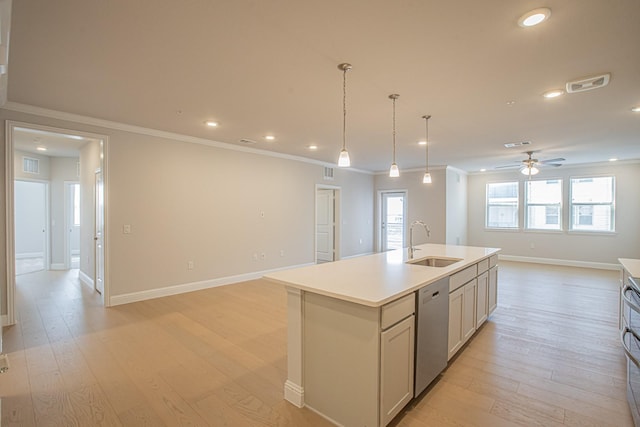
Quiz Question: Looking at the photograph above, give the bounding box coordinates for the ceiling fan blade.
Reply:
[539,157,565,164]
[545,163,563,167]
[495,164,521,169]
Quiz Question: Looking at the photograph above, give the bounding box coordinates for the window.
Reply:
[525,179,562,230]
[486,182,518,228]
[570,176,615,232]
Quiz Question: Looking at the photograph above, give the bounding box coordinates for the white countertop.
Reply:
[620,258,640,278]
[264,244,500,307]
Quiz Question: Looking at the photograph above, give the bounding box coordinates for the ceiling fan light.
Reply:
[389,163,399,178]
[521,165,539,176]
[422,172,432,184]
[338,148,351,167]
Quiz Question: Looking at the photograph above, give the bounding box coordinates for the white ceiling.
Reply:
[12,127,90,158]
[6,0,640,173]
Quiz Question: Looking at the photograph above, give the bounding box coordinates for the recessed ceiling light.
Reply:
[37,146,47,151]
[506,100,516,106]
[308,144,318,150]
[543,89,564,99]
[264,135,275,141]
[205,121,219,127]
[632,106,640,113]
[418,140,427,146]
[480,168,487,172]
[609,158,618,162]
[518,8,551,27]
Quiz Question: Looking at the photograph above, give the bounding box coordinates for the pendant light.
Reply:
[337,63,352,167]
[389,94,400,177]
[422,115,432,184]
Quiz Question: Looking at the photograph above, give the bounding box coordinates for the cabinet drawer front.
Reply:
[382,293,416,330]
[477,258,490,274]
[489,255,498,268]
[450,265,478,292]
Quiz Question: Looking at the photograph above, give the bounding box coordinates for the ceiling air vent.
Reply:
[566,73,610,93]
[23,157,40,174]
[239,138,257,145]
[504,141,531,148]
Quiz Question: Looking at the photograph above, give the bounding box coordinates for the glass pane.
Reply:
[571,205,613,231]
[385,195,404,250]
[487,205,518,228]
[527,180,561,204]
[527,205,560,230]
[571,176,614,203]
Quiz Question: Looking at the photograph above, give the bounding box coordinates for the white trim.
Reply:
[304,404,344,427]
[498,254,620,271]
[1,314,7,327]
[50,263,66,271]
[109,263,313,306]
[284,380,305,408]
[15,252,44,259]
[79,270,94,288]
[3,102,374,175]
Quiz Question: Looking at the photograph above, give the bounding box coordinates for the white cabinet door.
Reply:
[462,279,477,343]
[448,286,464,360]
[476,271,489,326]
[488,266,498,315]
[380,315,415,426]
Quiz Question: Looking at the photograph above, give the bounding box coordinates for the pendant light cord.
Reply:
[342,67,347,151]
[423,115,431,172]
[392,95,397,162]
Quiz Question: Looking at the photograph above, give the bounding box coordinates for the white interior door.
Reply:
[14,180,48,275]
[381,191,406,252]
[316,189,335,263]
[95,170,104,294]
[65,182,81,269]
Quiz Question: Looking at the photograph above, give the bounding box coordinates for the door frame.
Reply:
[377,189,408,252]
[14,178,51,272]
[315,184,341,263]
[5,120,111,325]
[64,180,80,270]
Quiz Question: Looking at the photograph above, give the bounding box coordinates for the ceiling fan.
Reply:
[496,151,565,177]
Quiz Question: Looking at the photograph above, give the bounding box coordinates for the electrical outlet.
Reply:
[123,224,131,234]
[187,261,194,270]
[280,250,285,257]
[260,211,265,218]
[530,242,535,249]
[261,252,266,260]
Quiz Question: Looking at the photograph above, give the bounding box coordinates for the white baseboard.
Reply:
[50,263,66,270]
[109,262,314,306]
[15,252,44,259]
[79,270,94,288]
[499,255,620,271]
[283,380,305,408]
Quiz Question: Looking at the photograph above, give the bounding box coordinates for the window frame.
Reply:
[569,175,616,233]
[524,178,563,231]
[485,181,520,230]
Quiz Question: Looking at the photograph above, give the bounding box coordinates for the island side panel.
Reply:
[284,287,305,407]
[304,292,380,427]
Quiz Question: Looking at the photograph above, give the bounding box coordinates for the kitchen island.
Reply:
[264,243,500,426]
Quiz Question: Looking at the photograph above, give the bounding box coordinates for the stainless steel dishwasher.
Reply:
[414,276,449,396]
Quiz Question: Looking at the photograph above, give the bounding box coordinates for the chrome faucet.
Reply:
[409,220,431,259]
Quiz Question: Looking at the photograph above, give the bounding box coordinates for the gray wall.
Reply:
[467,162,640,264]
[446,167,468,246]
[1,108,375,311]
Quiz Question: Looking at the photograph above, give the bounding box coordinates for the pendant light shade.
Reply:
[337,63,352,167]
[389,94,400,177]
[422,115,432,184]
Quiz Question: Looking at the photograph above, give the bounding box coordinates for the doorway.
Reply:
[5,121,109,325]
[315,185,341,263]
[14,180,49,275]
[380,191,407,252]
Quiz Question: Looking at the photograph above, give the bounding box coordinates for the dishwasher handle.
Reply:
[623,286,640,315]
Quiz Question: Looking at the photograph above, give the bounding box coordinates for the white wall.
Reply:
[445,167,468,246]
[49,157,79,266]
[375,168,447,247]
[467,162,640,264]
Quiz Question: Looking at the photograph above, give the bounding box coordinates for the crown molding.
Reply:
[2,101,374,175]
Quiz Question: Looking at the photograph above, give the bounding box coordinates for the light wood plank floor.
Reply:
[1,262,633,426]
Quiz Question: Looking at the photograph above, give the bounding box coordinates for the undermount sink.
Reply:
[407,256,463,268]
